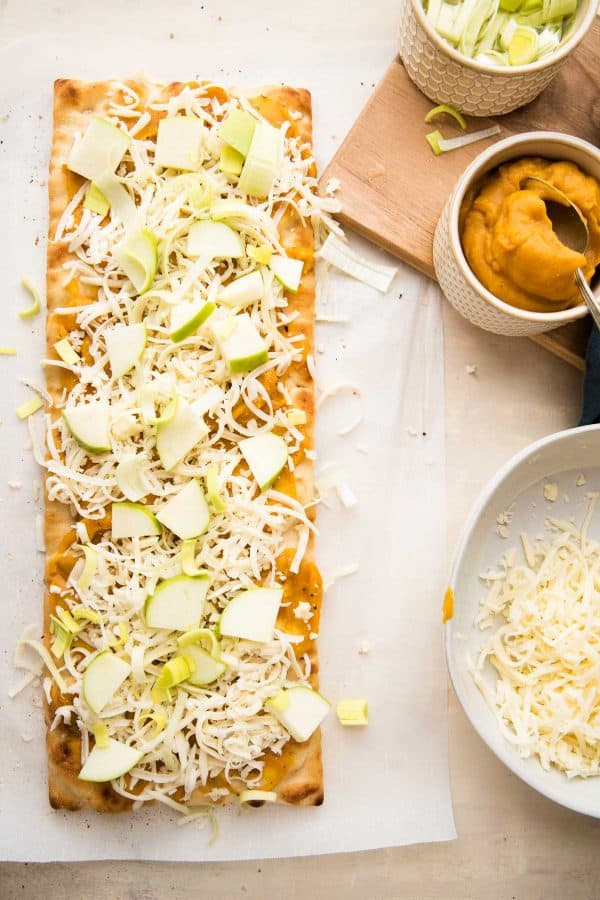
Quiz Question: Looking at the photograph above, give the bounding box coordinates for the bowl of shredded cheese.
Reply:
[447,425,600,816]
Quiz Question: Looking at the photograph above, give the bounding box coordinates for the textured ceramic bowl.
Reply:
[433,131,600,337]
[398,0,599,116]
[447,425,600,817]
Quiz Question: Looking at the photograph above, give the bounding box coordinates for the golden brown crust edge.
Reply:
[45,79,323,812]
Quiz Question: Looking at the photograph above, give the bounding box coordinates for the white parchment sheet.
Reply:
[0,27,456,860]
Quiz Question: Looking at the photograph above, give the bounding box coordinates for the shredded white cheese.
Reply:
[31,81,340,810]
[473,494,600,778]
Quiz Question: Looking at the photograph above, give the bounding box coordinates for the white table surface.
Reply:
[1,0,599,896]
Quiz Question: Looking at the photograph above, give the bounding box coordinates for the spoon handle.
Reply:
[575,268,600,333]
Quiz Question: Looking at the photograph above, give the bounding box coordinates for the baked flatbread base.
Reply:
[45,78,323,812]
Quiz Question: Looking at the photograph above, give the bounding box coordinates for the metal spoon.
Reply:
[525,176,600,330]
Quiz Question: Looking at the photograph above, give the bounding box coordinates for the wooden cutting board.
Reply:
[319,19,600,371]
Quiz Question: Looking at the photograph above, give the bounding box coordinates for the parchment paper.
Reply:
[0,27,455,861]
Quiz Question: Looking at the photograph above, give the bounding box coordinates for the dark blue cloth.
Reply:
[580,327,600,426]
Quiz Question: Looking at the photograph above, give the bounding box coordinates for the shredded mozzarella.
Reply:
[473,494,600,778]
[34,80,339,811]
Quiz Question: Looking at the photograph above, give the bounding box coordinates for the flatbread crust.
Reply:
[45,79,323,812]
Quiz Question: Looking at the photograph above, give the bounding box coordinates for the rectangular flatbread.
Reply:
[44,78,325,814]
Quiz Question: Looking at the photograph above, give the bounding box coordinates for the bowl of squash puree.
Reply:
[434,132,600,336]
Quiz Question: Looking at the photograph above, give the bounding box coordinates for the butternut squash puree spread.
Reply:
[461,158,600,313]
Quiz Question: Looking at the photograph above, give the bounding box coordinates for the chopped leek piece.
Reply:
[19,278,41,319]
[219,145,245,176]
[139,384,177,426]
[92,722,110,749]
[205,466,227,512]
[423,0,578,63]
[115,454,147,502]
[55,608,82,634]
[72,606,101,624]
[426,130,444,156]
[336,698,369,726]
[0,346,17,356]
[426,125,501,156]
[179,539,202,576]
[248,244,273,265]
[508,25,539,63]
[75,544,97,590]
[16,395,43,419]
[318,233,397,293]
[139,710,167,735]
[110,621,130,649]
[287,408,307,426]
[84,182,109,217]
[424,103,467,130]
[50,618,71,658]
[178,627,220,657]
[113,229,158,294]
[54,338,80,365]
[543,0,576,20]
[95,171,141,234]
[155,655,195,691]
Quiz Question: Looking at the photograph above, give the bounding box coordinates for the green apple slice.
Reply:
[219,145,244,176]
[94,171,141,234]
[79,738,143,783]
[105,322,146,378]
[217,271,264,309]
[169,300,216,342]
[183,644,226,685]
[219,587,283,643]
[84,182,109,217]
[67,117,130,181]
[239,432,288,490]
[187,220,244,260]
[82,650,131,714]
[145,573,210,630]
[63,402,112,454]
[111,502,161,539]
[154,115,205,171]
[213,313,268,374]
[113,229,158,295]
[270,255,304,292]
[115,454,147,502]
[218,109,256,156]
[156,396,208,471]
[264,686,330,742]
[156,479,210,540]
[238,122,281,199]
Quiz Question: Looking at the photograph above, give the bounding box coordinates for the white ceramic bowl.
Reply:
[398,0,600,116]
[447,425,600,818]
[433,131,600,337]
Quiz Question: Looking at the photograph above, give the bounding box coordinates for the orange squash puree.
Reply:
[442,586,454,624]
[461,158,600,313]
[260,551,322,789]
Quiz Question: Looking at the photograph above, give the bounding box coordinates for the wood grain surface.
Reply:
[320,20,600,369]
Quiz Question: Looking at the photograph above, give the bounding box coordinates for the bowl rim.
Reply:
[446,423,600,819]
[447,130,600,325]
[410,0,600,76]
